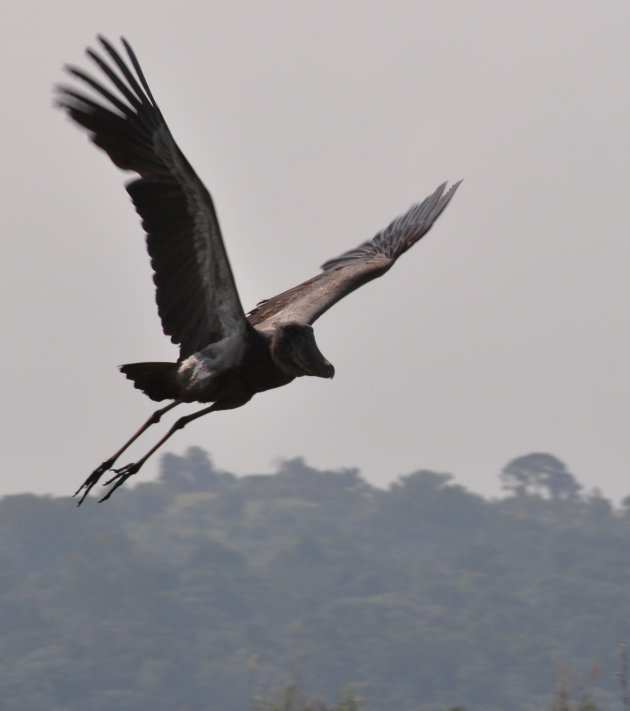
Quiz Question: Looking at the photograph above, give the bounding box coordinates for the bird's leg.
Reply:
[99,403,219,503]
[74,400,181,505]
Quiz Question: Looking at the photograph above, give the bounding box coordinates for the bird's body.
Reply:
[122,322,330,406]
[56,36,460,503]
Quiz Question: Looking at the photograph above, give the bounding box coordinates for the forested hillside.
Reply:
[0,450,628,710]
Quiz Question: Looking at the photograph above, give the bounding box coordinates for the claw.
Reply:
[98,462,141,503]
[74,458,116,506]
[104,462,140,485]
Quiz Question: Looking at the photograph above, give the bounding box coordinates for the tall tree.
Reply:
[500,453,581,501]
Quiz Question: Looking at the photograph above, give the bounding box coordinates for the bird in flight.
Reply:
[56,36,461,504]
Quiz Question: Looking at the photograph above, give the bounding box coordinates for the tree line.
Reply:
[0,449,628,710]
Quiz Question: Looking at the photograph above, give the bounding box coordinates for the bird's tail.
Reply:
[119,362,180,402]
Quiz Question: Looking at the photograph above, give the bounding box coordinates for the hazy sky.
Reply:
[2,0,629,502]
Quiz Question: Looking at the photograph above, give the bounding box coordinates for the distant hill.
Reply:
[0,448,628,711]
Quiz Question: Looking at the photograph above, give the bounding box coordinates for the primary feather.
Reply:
[248,181,461,329]
[57,36,247,359]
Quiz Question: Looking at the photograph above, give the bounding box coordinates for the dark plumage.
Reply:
[56,36,461,503]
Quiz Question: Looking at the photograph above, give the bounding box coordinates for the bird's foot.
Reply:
[98,462,142,503]
[74,458,116,506]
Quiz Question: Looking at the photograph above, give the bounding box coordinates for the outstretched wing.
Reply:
[248,181,461,329]
[56,36,248,359]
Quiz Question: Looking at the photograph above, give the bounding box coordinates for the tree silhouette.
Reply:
[500,453,581,501]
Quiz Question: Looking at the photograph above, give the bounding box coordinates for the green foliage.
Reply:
[254,683,362,711]
[0,450,629,710]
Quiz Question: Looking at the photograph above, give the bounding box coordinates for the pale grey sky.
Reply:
[2,0,629,502]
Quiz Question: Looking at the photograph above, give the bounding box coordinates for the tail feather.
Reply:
[119,362,179,402]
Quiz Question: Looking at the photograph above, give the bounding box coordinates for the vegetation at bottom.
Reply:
[254,683,465,710]
[253,681,363,711]
[1,449,630,710]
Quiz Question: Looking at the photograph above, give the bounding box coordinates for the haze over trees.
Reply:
[0,449,628,710]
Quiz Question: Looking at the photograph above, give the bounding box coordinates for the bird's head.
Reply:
[270,322,335,379]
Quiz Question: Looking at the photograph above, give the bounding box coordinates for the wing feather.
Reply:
[248,181,461,329]
[56,36,247,359]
